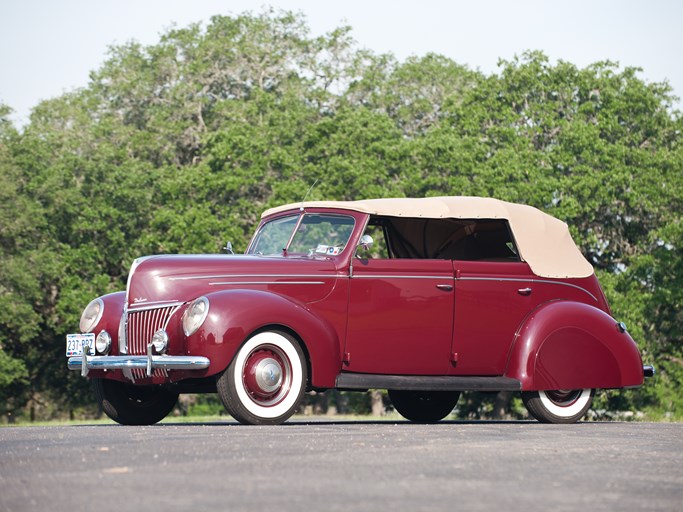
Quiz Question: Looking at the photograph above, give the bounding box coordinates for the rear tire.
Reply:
[522,389,595,424]
[94,378,178,425]
[388,390,460,423]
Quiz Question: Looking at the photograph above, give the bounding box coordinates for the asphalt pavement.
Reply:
[1,420,681,512]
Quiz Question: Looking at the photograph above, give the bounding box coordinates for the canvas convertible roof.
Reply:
[262,196,594,279]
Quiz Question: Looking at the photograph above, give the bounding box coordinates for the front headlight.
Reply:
[80,298,104,333]
[182,296,210,337]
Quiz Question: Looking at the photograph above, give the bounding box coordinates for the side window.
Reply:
[361,216,520,261]
[434,220,520,262]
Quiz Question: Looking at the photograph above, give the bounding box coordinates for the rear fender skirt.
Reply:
[505,301,645,390]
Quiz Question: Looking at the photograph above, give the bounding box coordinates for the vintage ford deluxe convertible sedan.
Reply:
[67,197,653,425]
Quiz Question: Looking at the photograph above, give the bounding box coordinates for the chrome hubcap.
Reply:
[242,345,292,406]
[255,358,283,393]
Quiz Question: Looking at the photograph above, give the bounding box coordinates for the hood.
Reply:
[126,254,339,308]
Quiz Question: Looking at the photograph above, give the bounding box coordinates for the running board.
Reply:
[335,373,521,392]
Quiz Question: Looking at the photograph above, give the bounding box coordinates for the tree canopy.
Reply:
[1,10,681,421]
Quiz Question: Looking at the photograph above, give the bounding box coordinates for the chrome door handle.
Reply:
[518,288,532,296]
[436,284,453,292]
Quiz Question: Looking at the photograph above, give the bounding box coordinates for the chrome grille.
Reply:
[124,305,180,380]
[126,305,179,355]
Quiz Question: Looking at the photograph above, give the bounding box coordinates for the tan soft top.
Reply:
[262,196,593,279]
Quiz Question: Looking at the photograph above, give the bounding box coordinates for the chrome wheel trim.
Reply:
[538,388,593,417]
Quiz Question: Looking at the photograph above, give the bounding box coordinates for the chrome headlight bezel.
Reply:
[151,329,169,354]
[95,330,112,355]
[182,296,210,337]
[80,298,104,333]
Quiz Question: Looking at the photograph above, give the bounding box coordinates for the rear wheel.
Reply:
[94,378,178,425]
[388,390,460,423]
[522,389,595,424]
[217,331,307,425]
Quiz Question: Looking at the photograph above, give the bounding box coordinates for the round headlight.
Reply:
[182,297,210,337]
[151,329,169,354]
[95,330,112,355]
[80,298,104,333]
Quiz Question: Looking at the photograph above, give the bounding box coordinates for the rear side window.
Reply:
[364,216,520,261]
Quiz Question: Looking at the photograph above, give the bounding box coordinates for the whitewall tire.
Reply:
[217,331,307,425]
[522,389,595,424]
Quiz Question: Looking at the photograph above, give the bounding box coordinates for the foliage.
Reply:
[0,10,681,420]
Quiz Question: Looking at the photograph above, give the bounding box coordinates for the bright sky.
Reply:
[1,0,682,127]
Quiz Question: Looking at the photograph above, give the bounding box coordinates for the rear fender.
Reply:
[187,289,341,387]
[505,301,644,390]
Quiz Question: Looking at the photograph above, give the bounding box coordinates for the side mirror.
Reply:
[223,241,235,255]
[358,234,374,252]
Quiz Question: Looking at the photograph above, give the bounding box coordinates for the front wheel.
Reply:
[93,378,178,425]
[388,390,460,423]
[522,389,595,424]
[217,331,307,425]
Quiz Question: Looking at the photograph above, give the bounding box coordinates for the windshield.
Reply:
[249,213,356,256]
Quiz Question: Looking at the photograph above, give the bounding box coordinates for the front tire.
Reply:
[388,390,460,423]
[217,331,307,425]
[522,389,595,424]
[94,378,178,425]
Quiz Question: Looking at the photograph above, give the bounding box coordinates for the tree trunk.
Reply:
[370,390,385,416]
[492,391,513,419]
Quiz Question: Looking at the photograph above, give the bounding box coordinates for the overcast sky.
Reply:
[1,0,681,127]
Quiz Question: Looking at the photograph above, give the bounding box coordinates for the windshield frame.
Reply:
[247,212,357,257]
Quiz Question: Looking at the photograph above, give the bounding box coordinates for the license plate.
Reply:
[66,333,95,357]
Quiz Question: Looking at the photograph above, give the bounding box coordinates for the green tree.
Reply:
[0,12,680,421]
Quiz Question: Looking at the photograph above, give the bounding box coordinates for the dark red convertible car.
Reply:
[67,197,653,424]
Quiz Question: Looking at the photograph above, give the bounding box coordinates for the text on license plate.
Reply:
[66,333,95,357]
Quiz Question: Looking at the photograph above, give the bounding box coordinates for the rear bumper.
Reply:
[643,365,655,378]
[68,350,210,377]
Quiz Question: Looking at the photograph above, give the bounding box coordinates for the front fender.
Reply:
[505,301,644,390]
[188,289,341,387]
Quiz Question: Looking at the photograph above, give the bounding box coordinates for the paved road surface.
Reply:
[1,420,681,512]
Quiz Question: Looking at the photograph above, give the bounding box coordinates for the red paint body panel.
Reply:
[345,258,454,374]
[505,301,644,390]
[452,261,609,375]
[188,289,342,387]
[453,261,538,375]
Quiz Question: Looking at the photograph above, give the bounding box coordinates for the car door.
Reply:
[450,260,541,375]
[344,258,455,375]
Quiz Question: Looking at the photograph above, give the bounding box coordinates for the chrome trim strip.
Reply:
[169,274,341,281]
[458,276,598,302]
[351,274,453,280]
[209,281,326,286]
[128,301,184,311]
[68,355,210,372]
[162,305,182,329]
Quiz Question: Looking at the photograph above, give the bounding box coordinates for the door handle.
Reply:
[518,287,532,296]
[436,284,453,292]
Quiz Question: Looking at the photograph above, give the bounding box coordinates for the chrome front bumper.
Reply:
[67,346,210,377]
